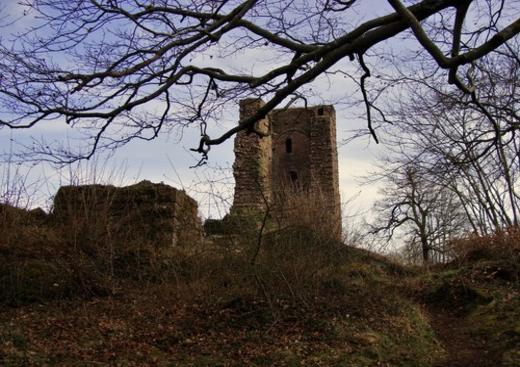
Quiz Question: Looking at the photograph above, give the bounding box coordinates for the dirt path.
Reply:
[427,307,498,367]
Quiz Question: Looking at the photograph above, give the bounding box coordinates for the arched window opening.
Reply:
[285,138,292,153]
[317,106,324,115]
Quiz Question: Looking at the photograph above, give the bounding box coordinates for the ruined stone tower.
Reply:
[231,98,341,238]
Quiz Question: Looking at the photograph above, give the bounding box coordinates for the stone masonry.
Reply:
[231,99,341,238]
[53,180,203,251]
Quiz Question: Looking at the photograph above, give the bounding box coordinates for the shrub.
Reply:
[0,210,111,305]
[448,227,520,263]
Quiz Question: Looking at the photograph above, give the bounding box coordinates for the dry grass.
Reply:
[448,227,520,265]
[270,183,341,241]
[0,200,443,366]
[3,181,520,366]
[0,188,172,305]
[0,184,397,317]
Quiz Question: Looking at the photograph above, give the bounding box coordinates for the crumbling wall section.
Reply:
[172,189,203,248]
[309,106,342,238]
[53,180,202,250]
[231,99,272,214]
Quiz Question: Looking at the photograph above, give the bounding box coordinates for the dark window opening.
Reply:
[317,106,324,115]
[285,138,292,153]
[289,171,298,182]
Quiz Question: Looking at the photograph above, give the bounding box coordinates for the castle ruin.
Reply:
[53,180,203,251]
[231,98,342,239]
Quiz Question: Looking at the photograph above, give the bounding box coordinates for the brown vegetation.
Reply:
[0,193,519,366]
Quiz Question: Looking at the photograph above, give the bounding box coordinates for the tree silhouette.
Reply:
[0,0,518,163]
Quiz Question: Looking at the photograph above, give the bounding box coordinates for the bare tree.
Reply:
[0,0,518,163]
[377,40,520,235]
[369,162,467,263]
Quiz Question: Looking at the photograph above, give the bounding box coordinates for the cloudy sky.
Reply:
[0,0,389,220]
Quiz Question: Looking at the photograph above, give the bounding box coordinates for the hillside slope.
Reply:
[0,206,518,366]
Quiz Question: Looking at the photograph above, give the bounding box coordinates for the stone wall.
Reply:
[53,180,202,250]
[231,99,272,214]
[309,106,342,237]
[230,100,342,239]
[271,107,313,192]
